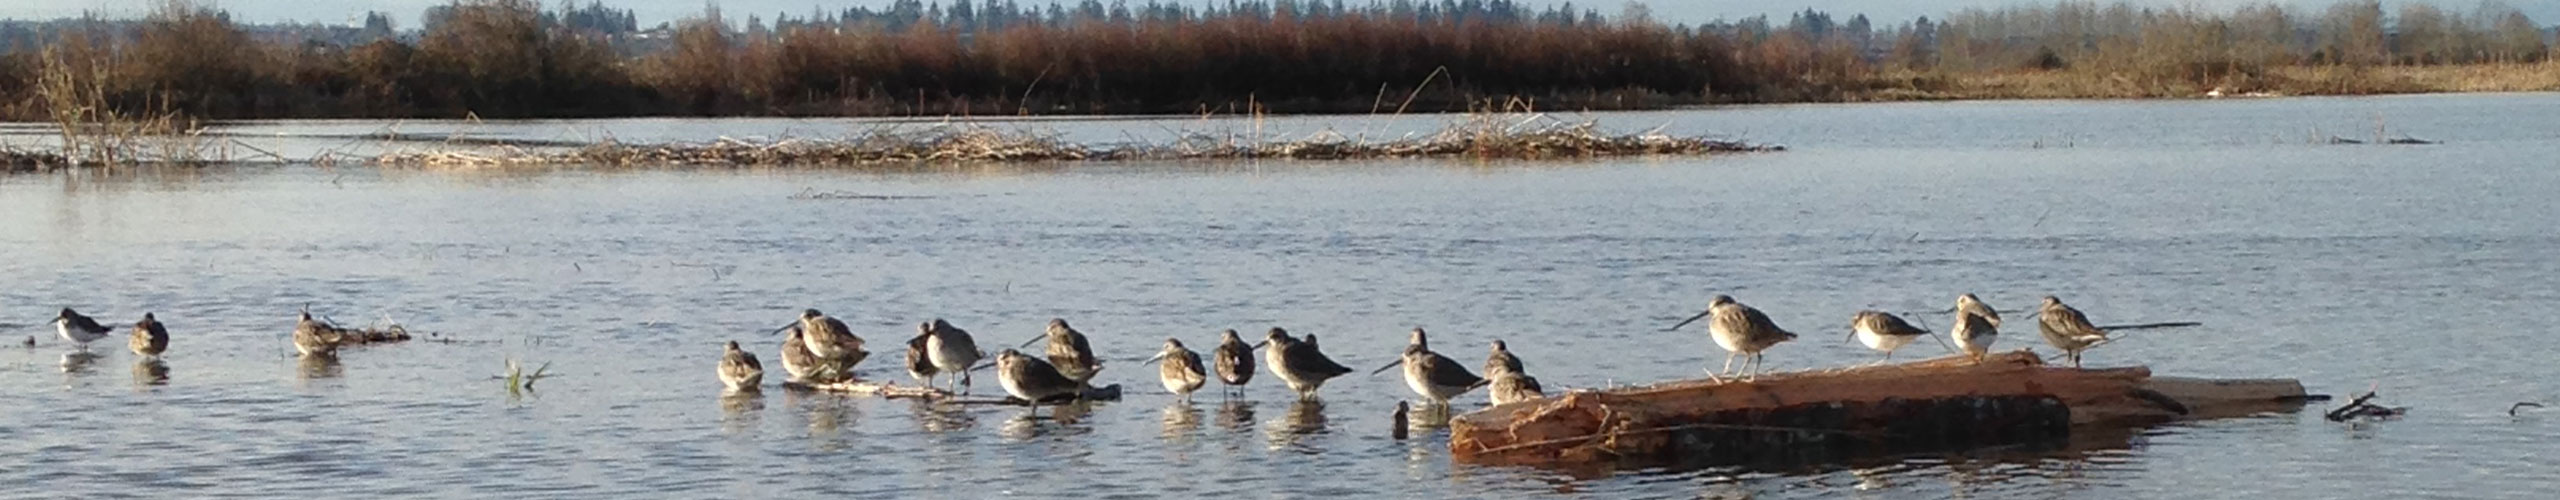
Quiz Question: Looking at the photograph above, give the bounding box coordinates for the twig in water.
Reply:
[2512,402,2545,417]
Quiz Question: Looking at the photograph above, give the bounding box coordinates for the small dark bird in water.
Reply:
[1951,293,2002,363]
[923,319,984,394]
[54,308,113,351]
[292,311,343,358]
[21,336,32,348]
[718,341,764,392]
[1372,328,1486,407]
[1667,295,1798,379]
[1262,327,1353,401]
[129,313,169,359]
[1212,329,1256,397]
[2036,296,2111,367]
[995,349,1082,418]
[1022,318,1100,387]
[1849,310,1930,363]
[1391,401,1411,440]
[1146,338,1208,402]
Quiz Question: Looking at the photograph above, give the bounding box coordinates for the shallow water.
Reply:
[5,93,2559,498]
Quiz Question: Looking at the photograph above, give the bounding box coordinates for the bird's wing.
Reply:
[1421,354,1484,388]
[1288,342,1353,376]
[2042,305,2106,340]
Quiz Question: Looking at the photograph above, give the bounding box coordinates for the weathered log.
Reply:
[783,379,1123,405]
[1449,350,2307,467]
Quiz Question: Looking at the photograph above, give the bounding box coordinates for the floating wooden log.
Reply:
[1448,350,2308,468]
[782,378,1123,405]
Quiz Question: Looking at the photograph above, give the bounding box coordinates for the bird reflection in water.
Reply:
[1215,400,1256,431]
[1160,401,1201,440]
[908,399,975,434]
[131,358,170,386]
[59,351,101,373]
[1264,399,1328,450]
[296,353,343,379]
[783,390,857,442]
[1001,400,1094,441]
[719,390,765,435]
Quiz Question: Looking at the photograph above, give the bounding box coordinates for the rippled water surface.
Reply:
[6,93,2559,498]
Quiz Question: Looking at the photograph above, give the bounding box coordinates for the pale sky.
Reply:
[3,0,2553,28]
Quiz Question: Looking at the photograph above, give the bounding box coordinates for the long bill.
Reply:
[1368,357,1402,376]
[1143,351,1168,365]
[1663,310,1712,332]
[767,322,797,336]
[1018,335,1045,349]
[1249,340,1268,350]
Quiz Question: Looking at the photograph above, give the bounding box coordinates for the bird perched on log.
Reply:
[1372,328,1485,407]
[2036,296,2111,367]
[777,325,826,384]
[129,313,169,359]
[1146,338,1208,402]
[1666,295,1798,379]
[1849,310,1930,363]
[1483,340,1524,377]
[1212,329,1256,398]
[1950,293,2002,363]
[1484,340,1544,405]
[995,349,1081,418]
[1261,327,1352,401]
[54,308,112,352]
[793,309,867,370]
[292,311,343,358]
[1021,318,1100,388]
[923,319,984,394]
[903,321,938,386]
[718,341,763,392]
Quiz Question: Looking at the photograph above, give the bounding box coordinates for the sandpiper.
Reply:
[1021,318,1100,387]
[903,321,938,385]
[1850,310,1930,363]
[1667,295,1798,379]
[1488,371,1546,406]
[128,313,170,359]
[923,318,984,394]
[54,308,112,351]
[995,349,1082,418]
[1146,338,1208,401]
[777,325,826,383]
[1212,329,1256,397]
[1484,340,1524,377]
[1261,327,1352,401]
[1371,328,1486,407]
[2036,296,2111,367]
[292,311,343,358]
[718,341,764,392]
[1951,293,2002,363]
[795,309,868,367]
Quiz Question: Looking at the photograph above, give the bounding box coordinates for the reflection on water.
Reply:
[908,399,976,434]
[1216,400,1257,431]
[59,351,101,373]
[131,359,170,386]
[1159,401,1201,440]
[295,354,341,380]
[1266,400,1328,450]
[1000,401,1097,441]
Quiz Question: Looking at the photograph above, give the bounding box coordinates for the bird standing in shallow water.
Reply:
[718,341,764,392]
[1950,293,2002,363]
[1484,340,1524,376]
[1371,328,1485,407]
[1483,340,1544,406]
[923,319,984,394]
[996,349,1082,418]
[1212,329,1255,398]
[1023,318,1100,388]
[292,311,342,358]
[55,308,112,351]
[1849,310,1930,363]
[1666,295,1798,379]
[129,313,170,359]
[1146,338,1208,402]
[1261,327,1352,401]
[2037,296,2110,367]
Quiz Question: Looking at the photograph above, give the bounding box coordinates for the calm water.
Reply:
[4,93,2558,498]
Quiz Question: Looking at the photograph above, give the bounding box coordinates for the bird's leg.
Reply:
[1720,353,1737,376]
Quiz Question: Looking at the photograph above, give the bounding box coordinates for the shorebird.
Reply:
[1371,328,1485,407]
[292,311,343,357]
[2037,296,2111,367]
[128,313,169,359]
[1261,327,1352,401]
[1146,338,1208,401]
[1484,340,1524,377]
[1951,293,2002,363]
[54,308,112,351]
[1482,340,1544,405]
[995,349,1082,418]
[1021,318,1100,388]
[1212,329,1256,397]
[923,319,984,394]
[1849,310,1931,363]
[1666,294,1798,379]
[777,325,825,383]
[795,309,867,367]
[903,321,938,385]
[718,341,764,392]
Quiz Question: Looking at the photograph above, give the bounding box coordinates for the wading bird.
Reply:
[904,322,938,386]
[1849,310,1930,363]
[794,309,867,367]
[718,341,764,392]
[1666,295,1798,380]
[1212,329,1256,397]
[129,313,169,359]
[777,325,824,383]
[1146,338,1208,402]
[1484,340,1523,377]
[923,319,984,394]
[54,308,112,351]
[1261,327,1352,401]
[1371,328,1485,407]
[2037,296,2110,367]
[1483,340,1544,405]
[1951,293,2002,363]
[292,311,342,358]
[996,349,1081,418]
[1021,318,1100,388]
